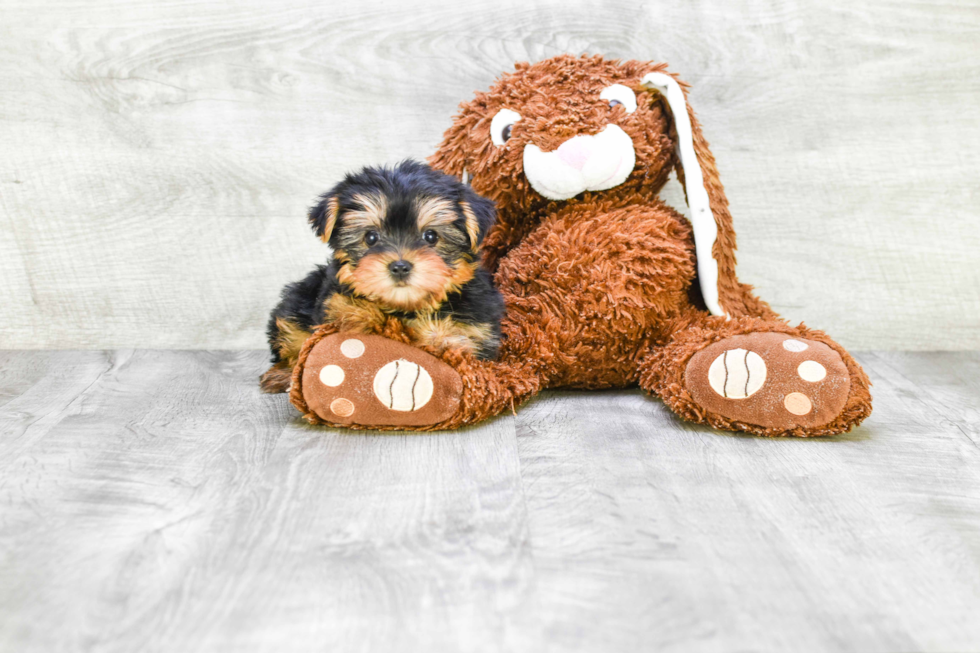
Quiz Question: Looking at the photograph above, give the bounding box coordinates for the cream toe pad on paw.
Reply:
[373,360,433,412]
[707,349,767,399]
[340,338,365,358]
[782,339,808,352]
[797,361,827,382]
[319,365,345,387]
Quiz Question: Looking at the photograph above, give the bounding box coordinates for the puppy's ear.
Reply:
[459,191,496,250]
[308,193,340,243]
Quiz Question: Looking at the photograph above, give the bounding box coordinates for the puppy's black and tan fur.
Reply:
[261,161,504,393]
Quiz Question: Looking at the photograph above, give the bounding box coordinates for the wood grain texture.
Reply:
[1,349,979,652]
[511,357,980,651]
[0,350,528,652]
[1,0,979,350]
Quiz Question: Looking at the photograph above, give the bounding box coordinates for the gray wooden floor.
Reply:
[1,350,979,652]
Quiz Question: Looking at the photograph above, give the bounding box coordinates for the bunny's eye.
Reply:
[490,108,521,146]
[600,84,637,114]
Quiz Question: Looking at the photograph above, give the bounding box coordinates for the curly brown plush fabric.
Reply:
[290,54,872,437]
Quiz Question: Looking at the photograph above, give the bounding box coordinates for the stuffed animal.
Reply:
[287,54,872,437]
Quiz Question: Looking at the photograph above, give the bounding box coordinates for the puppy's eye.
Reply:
[599,84,637,114]
[364,231,380,246]
[423,229,439,245]
[490,108,521,146]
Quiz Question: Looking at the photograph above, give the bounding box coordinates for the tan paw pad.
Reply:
[330,397,355,417]
[783,392,812,416]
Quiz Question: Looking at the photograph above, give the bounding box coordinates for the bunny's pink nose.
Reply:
[555,137,593,170]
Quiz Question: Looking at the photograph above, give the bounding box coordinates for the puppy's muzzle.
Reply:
[388,259,413,281]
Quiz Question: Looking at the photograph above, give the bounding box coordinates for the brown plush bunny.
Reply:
[288,54,872,437]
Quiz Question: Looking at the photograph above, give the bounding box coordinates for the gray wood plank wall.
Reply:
[1,0,978,350]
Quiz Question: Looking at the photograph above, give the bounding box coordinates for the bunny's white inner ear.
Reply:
[641,72,726,318]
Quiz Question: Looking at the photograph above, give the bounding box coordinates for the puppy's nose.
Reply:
[388,259,413,279]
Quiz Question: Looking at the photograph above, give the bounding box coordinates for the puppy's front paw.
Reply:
[684,332,851,432]
[260,364,292,394]
[299,333,462,427]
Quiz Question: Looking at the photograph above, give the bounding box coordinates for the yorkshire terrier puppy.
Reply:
[260,160,504,393]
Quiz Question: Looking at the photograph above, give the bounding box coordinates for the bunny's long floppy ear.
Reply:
[641,73,742,318]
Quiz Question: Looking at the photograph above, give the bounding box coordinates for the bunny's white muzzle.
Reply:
[522,125,636,201]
